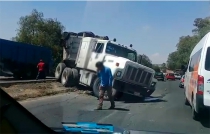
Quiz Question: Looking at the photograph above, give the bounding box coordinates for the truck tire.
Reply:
[55,63,66,81]
[142,87,155,97]
[92,78,117,100]
[61,67,74,87]
[71,68,79,85]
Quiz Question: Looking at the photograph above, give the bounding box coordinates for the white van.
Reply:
[183,32,210,120]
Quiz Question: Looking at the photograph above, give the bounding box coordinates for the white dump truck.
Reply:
[55,31,157,99]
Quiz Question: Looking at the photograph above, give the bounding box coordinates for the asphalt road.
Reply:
[20,81,210,134]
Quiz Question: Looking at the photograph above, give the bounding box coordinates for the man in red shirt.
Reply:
[36,59,46,80]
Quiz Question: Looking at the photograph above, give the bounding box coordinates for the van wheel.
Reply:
[184,97,189,106]
[93,78,117,99]
[55,63,66,81]
[61,68,74,87]
[192,105,199,121]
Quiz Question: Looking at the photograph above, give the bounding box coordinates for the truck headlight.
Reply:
[151,82,156,87]
[116,71,122,77]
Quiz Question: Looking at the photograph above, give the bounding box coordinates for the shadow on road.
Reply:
[198,111,210,128]
[75,85,167,104]
[96,108,130,111]
[116,94,167,103]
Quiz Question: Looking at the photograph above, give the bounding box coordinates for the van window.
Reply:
[189,49,202,72]
[205,47,210,71]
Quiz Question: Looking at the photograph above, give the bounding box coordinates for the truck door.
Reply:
[87,42,105,71]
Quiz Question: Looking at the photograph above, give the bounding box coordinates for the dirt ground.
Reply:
[1,82,92,101]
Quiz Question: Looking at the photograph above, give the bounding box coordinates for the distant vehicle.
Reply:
[166,73,175,81]
[0,39,53,79]
[183,32,210,120]
[154,72,165,81]
[179,75,185,88]
[174,73,181,80]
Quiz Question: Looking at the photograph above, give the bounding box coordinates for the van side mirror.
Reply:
[181,65,187,73]
[181,65,185,70]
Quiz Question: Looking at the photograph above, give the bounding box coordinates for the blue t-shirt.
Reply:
[97,66,113,87]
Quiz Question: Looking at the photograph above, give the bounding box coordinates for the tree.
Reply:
[193,17,210,38]
[14,9,65,72]
[161,63,167,72]
[167,16,210,70]
[152,65,161,72]
[137,54,152,68]
[167,51,179,70]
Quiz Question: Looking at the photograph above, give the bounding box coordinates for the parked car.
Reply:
[174,73,181,80]
[179,75,185,88]
[154,72,165,81]
[166,73,175,80]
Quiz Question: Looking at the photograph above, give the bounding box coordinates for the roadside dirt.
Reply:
[1,82,92,101]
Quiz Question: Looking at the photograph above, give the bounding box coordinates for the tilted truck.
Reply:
[55,31,157,99]
[0,39,53,79]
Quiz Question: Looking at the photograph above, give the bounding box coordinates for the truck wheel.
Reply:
[71,68,79,85]
[55,63,66,81]
[61,68,74,87]
[145,90,154,97]
[143,88,155,97]
[92,78,117,99]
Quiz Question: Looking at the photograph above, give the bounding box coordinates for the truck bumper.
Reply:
[113,80,156,97]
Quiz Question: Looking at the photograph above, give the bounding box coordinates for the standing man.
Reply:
[95,61,115,110]
[36,59,45,80]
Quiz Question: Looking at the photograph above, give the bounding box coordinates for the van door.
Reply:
[203,47,210,106]
[185,60,191,101]
[185,49,202,105]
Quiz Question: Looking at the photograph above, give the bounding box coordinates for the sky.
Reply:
[0,1,209,64]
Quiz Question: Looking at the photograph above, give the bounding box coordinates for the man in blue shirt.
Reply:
[95,61,115,110]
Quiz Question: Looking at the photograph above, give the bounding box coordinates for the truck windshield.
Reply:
[105,43,137,62]
[205,47,210,71]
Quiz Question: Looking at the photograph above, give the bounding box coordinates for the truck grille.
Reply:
[124,65,152,86]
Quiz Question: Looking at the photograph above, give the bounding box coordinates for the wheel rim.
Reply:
[61,71,67,84]
[55,66,61,78]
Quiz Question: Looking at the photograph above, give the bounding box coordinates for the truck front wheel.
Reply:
[55,63,66,81]
[142,87,156,97]
[93,78,117,100]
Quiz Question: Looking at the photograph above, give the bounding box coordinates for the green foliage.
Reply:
[161,63,166,72]
[137,54,152,68]
[167,16,210,69]
[13,9,65,73]
[152,65,161,72]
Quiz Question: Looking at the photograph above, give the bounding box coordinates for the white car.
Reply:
[174,73,181,80]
